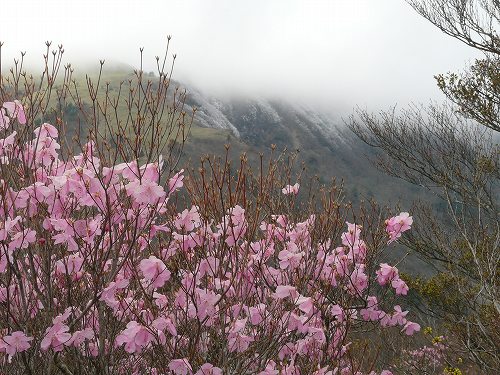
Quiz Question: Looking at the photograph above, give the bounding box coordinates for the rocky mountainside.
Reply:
[181,83,427,206]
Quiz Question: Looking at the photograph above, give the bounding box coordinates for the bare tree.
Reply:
[409,0,500,132]
[350,104,499,371]
[407,0,499,54]
[349,1,500,372]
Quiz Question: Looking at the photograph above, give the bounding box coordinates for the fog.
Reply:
[1,0,480,113]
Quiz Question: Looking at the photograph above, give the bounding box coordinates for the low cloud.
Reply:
[0,0,479,113]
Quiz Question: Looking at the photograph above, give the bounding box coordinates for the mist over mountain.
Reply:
[179,78,425,203]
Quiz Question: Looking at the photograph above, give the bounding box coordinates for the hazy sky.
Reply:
[1,0,480,112]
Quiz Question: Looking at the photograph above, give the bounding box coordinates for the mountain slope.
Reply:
[180,83,427,206]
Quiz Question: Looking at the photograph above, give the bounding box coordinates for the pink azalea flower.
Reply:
[70,328,93,347]
[3,100,26,125]
[55,253,84,276]
[278,248,304,270]
[0,331,33,358]
[341,222,363,247]
[195,363,223,375]
[74,218,101,245]
[193,288,220,321]
[392,277,409,295]
[8,229,37,252]
[109,160,138,181]
[115,321,154,354]
[360,307,382,321]
[376,263,399,286]
[153,292,168,308]
[139,156,163,182]
[348,265,368,293]
[228,318,247,334]
[402,321,421,335]
[331,304,345,322]
[386,212,413,243]
[100,278,129,309]
[379,311,396,327]
[41,322,72,352]
[169,358,192,375]
[273,285,297,300]
[0,131,17,156]
[126,180,166,205]
[33,123,58,139]
[139,256,171,289]
[287,312,308,334]
[151,316,177,337]
[296,295,314,315]
[308,326,327,344]
[392,305,409,326]
[258,361,279,375]
[248,304,266,325]
[223,205,247,246]
[228,332,254,353]
[0,110,10,129]
[360,297,381,321]
[175,206,201,232]
[168,169,185,194]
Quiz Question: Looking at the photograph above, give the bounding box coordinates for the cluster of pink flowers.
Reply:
[397,336,448,373]
[376,263,409,295]
[0,100,417,373]
[385,212,413,243]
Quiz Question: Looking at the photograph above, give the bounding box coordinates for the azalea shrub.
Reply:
[0,41,420,375]
[0,96,421,375]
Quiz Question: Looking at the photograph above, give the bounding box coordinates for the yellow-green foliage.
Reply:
[407,273,462,309]
[444,366,463,375]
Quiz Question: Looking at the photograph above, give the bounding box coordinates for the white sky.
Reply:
[0,0,480,112]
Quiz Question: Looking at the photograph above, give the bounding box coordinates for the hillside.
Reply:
[181,82,429,205]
